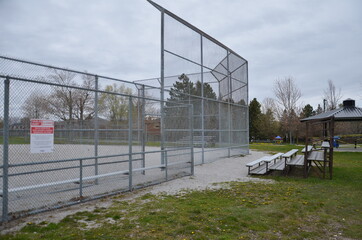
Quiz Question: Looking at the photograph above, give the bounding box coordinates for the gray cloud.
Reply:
[0,0,361,109]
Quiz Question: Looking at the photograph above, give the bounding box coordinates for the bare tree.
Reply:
[273,77,302,144]
[45,70,77,121]
[324,79,342,110]
[262,97,278,116]
[45,70,95,121]
[73,74,95,120]
[22,92,49,119]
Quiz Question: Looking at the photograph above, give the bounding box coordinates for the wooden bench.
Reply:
[269,149,298,171]
[307,147,330,178]
[302,145,313,153]
[321,141,330,148]
[308,151,325,161]
[246,156,269,175]
[283,146,312,168]
[246,153,283,175]
[264,153,283,170]
[287,155,304,166]
[268,160,286,171]
[282,149,299,160]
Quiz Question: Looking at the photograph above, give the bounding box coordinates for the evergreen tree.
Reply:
[249,98,262,140]
[168,73,197,103]
[301,104,314,118]
[166,73,218,133]
[259,108,279,140]
[195,81,217,100]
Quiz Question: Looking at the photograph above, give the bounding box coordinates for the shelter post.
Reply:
[329,117,335,179]
[304,122,309,178]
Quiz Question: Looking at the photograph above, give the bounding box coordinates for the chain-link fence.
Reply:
[0,56,194,222]
[0,1,248,222]
[142,1,249,165]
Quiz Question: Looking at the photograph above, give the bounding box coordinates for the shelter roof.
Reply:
[301,99,362,122]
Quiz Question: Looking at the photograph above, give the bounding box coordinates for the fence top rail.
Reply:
[0,74,188,108]
[146,0,247,63]
[0,55,158,92]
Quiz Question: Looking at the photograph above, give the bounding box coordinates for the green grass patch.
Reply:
[0,137,30,144]
[1,150,361,239]
[250,143,305,153]
[0,137,162,147]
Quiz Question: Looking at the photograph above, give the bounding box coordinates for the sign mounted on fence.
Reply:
[30,119,54,153]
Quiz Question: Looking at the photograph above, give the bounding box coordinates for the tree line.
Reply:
[11,70,357,143]
[249,77,349,143]
[21,69,137,124]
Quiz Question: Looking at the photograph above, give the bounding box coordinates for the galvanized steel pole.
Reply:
[200,34,205,164]
[79,159,83,198]
[190,104,194,176]
[227,51,231,157]
[128,96,133,191]
[2,77,10,222]
[94,75,99,184]
[141,85,146,174]
[246,62,249,154]
[160,10,165,165]
[165,150,168,181]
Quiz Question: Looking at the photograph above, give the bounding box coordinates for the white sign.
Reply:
[30,119,54,153]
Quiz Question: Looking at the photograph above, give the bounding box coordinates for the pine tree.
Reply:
[301,104,314,118]
[249,98,262,140]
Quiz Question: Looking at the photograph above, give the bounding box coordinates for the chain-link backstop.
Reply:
[142,1,249,165]
[0,1,247,222]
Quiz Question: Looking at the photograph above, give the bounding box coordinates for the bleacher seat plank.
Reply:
[308,151,325,161]
[249,163,268,175]
[269,160,285,171]
[282,149,298,158]
[264,153,283,163]
[287,155,304,166]
[302,145,313,153]
[246,156,268,167]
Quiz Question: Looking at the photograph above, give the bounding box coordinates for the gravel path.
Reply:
[0,150,272,234]
[147,150,271,195]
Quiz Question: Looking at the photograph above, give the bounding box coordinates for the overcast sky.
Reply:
[1,0,361,109]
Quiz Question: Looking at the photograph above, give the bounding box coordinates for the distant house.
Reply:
[145,117,160,135]
[55,117,110,129]
[9,122,25,130]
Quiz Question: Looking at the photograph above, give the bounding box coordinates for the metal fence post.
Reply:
[190,104,194,176]
[246,62,250,154]
[94,75,99,184]
[200,34,205,164]
[2,77,10,222]
[165,150,168,181]
[128,96,133,191]
[79,159,83,198]
[141,85,146,174]
[218,91,222,145]
[160,9,165,165]
[227,50,231,158]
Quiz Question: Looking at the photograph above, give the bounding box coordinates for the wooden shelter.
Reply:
[300,99,362,179]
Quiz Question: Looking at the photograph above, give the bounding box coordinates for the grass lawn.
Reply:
[249,142,306,153]
[1,144,361,239]
[0,137,163,147]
